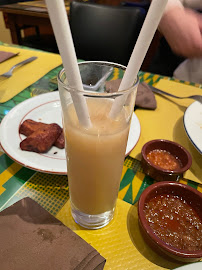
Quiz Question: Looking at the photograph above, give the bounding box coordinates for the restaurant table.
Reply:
[0,0,160,70]
[0,42,202,270]
[0,1,70,45]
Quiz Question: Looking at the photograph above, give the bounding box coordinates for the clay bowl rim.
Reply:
[138,181,202,260]
[141,139,192,174]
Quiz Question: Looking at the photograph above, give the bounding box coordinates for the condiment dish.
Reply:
[141,139,192,181]
[138,181,202,262]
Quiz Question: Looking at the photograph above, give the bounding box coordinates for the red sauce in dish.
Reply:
[144,194,202,251]
[146,149,182,170]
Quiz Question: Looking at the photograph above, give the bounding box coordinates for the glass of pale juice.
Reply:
[57,61,139,229]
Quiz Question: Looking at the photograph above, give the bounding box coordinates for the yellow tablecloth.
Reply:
[130,79,202,184]
[56,198,184,270]
[0,45,62,103]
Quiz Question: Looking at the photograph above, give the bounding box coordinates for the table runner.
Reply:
[0,44,62,103]
[1,61,201,209]
[130,77,202,183]
[0,153,201,270]
[1,152,201,211]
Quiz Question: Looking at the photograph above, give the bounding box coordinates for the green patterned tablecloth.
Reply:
[0,42,201,215]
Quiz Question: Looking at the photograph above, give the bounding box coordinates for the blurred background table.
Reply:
[0,1,70,51]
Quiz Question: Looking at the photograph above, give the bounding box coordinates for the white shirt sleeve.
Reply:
[182,0,202,10]
[166,0,202,10]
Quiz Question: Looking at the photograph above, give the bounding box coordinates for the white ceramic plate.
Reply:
[174,262,202,270]
[184,101,202,155]
[0,92,141,175]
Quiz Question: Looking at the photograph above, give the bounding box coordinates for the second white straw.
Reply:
[45,0,91,128]
[109,0,168,118]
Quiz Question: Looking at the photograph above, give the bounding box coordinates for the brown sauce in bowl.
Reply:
[146,149,182,170]
[144,194,202,251]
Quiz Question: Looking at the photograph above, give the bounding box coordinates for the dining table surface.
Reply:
[0,1,70,45]
[0,41,202,270]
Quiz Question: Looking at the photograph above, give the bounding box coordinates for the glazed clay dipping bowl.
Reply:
[138,181,202,263]
[141,139,192,182]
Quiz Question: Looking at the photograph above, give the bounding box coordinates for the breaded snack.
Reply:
[54,132,65,149]
[19,119,48,136]
[19,119,65,149]
[20,124,62,153]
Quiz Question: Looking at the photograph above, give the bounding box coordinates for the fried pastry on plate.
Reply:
[20,124,62,153]
[19,119,48,136]
[19,119,65,149]
[54,132,65,149]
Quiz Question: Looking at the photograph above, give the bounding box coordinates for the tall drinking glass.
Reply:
[58,61,138,229]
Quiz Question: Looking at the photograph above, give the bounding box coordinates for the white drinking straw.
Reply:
[109,0,168,118]
[45,0,91,128]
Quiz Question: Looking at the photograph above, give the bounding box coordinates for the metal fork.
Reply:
[149,84,202,103]
[0,56,38,78]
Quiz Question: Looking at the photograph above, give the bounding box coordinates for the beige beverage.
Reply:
[64,98,130,215]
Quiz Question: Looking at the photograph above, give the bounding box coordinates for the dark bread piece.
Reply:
[20,124,62,153]
[19,119,65,149]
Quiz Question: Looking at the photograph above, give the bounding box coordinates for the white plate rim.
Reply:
[173,261,202,270]
[0,92,141,174]
[183,101,202,155]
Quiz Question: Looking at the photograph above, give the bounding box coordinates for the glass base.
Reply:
[71,202,114,229]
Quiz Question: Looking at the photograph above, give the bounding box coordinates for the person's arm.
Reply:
[158,0,202,58]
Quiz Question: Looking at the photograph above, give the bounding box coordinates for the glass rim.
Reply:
[57,61,139,97]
